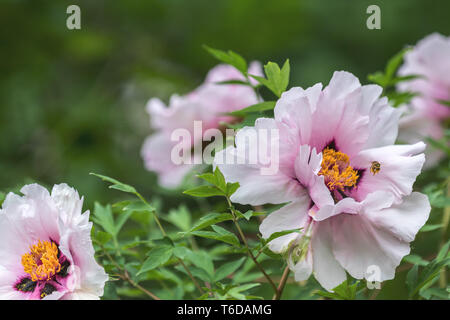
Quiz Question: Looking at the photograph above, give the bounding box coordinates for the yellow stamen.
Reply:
[21,240,61,282]
[318,148,359,191]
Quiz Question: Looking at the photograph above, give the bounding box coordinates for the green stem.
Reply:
[97,241,161,300]
[135,192,166,237]
[272,266,290,300]
[134,191,205,295]
[226,197,278,293]
[439,179,450,288]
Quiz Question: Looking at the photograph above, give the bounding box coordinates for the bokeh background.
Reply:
[0,0,448,299]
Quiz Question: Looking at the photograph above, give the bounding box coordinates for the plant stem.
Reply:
[135,192,166,236]
[135,191,205,295]
[439,179,450,288]
[98,242,161,300]
[179,259,206,295]
[272,265,290,300]
[226,197,278,293]
[123,270,161,300]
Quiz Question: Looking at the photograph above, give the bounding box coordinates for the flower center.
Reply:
[318,148,359,191]
[21,240,61,282]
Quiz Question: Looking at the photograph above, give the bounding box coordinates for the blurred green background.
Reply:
[0,0,448,299]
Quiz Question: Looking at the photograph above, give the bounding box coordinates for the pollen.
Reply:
[318,148,359,191]
[21,240,61,282]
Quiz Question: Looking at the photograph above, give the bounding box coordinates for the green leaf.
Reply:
[173,246,191,260]
[123,201,154,213]
[215,80,252,86]
[437,99,450,107]
[261,247,283,259]
[196,173,217,186]
[368,48,412,89]
[425,137,450,156]
[138,246,173,275]
[121,239,146,250]
[367,71,387,87]
[227,101,276,117]
[183,185,225,198]
[419,287,450,300]
[214,257,246,282]
[0,191,6,207]
[235,209,262,221]
[203,45,247,75]
[242,210,254,221]
[191,230,240,247]
[420,224,444,232]
[333,280,360,300]
[211,224,233,235]
[93,230,112,245]
[316,279,360,300]
[424,183,450,208]
[188,212,234,232]
[166,205,192,232]
[251,60,290,97]
[408,252,450,298]
[403,254,429,266]
[227,283,260,300]
[226,182,240,197]
[437,240,450,261]
[115,211,133,235]
[90,172,137,194]
[186,265,213,283]
[263,228,302,245]
[185,250,215,279]
[152,236,174,247]
[389,74,421,85]
[95,201,133,236]
[385,48,410,80]
[221,113,259,130]
[406,264,419,294]
[386,91,419,107]
[92,202,116,236]
[213,166,227,192]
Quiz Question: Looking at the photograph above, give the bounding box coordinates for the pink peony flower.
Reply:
[0,183,108,300]
[214,71,431,290]
[141,62,263,188]
[397,33,450,167]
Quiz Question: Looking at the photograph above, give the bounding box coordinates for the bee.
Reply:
[370,161,381,175]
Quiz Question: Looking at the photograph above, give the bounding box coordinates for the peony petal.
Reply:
[259,198,311,253]
[293,145,334,209]
[324,71,361,101]
[215,118,304,205]
[58,225,108,298]
[364,192,430,243]
[289,250,313,282]
[363,96,401,149]
[141,133,198,189]
[312,197,360,221]
[294,145,322,187]
[274,84,322,145]
[331,213,411,282]
[310,220,347,291]
[350,142,426,202]
[309,72,369,155]
[51,183,88,227]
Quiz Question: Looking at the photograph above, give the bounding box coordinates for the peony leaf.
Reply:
[214,257,246,282]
